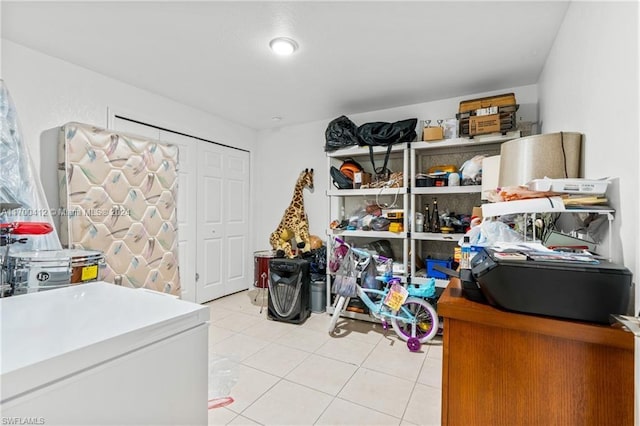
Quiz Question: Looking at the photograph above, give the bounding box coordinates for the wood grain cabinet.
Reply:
[438,279,634,426]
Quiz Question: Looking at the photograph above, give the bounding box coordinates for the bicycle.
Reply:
[327,238,439,352]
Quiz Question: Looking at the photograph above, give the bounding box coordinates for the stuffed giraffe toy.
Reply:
[270,168,314,258]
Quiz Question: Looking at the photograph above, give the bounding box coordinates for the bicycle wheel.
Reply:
[328,295,347,334]
[391,297,439,344]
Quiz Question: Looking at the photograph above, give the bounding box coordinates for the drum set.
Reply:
[1,203,104,297]
[253,250,276,313]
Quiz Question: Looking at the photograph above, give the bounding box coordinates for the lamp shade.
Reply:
[481,155,501,200]
[498,132,583,187]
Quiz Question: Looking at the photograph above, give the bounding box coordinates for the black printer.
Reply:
[464,247,632,324]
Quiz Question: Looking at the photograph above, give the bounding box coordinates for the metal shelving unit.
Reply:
[326,143,410,318]
[410,132,521,288]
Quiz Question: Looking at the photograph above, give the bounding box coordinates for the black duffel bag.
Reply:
[325,115,359,152]
[357,118,417,180]
[357,118,418,147]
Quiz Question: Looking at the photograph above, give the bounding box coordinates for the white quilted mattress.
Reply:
[58,122,181,296]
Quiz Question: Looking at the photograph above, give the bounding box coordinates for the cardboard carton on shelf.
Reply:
[353,171,371,189]
[469,114,501,135]
[458,93,517,114]
[423,126,444,141]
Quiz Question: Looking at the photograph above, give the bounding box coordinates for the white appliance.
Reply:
[0,282,209,425]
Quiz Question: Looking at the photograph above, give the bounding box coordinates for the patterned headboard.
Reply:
[58,122,181,296]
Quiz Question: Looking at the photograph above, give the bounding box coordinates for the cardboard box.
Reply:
[469,114,501,135]
[353,171,371,188]
[472,206,483,220]
[423,126,444,141]
[459,93,516,114]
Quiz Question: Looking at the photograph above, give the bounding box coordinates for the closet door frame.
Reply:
[107,108,251,303]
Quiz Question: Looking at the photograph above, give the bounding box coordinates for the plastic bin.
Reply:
[426,259,452,279]
[309,280,326,313]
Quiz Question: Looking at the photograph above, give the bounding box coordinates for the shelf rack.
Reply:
[484,201,615,261]
[410,132,521,288]
[325,133,523,320]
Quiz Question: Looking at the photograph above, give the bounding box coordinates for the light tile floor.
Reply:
[206,289,442,426]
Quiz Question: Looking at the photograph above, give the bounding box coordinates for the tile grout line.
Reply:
[337,365,418,422]
[237,342,315,379]
[207,291,441,425]
[399,356,426,423]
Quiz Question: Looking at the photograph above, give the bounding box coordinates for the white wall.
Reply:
[2,40,257,234]
[0,6,3,79]
[255,85,538,251]
[538,1,639,311]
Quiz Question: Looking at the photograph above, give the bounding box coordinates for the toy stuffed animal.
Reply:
[269,169,314,258]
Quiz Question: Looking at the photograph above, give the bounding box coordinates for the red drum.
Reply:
[254,250,276,289]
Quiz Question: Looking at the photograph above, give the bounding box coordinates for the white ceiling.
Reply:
[2,1,570,130]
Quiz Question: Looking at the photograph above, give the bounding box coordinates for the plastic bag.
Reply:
[331,248,358,297]
[325,115,359,152]
[369,216,390,231]
[460,155,486,185]
[208,355,239,409]
[328,239,349,273]
[0,81,61,251]
[463,219,524,246]
[360,255,381,290]
[362,239,395,259]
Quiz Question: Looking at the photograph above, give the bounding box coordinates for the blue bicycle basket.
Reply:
[407,278,436,298]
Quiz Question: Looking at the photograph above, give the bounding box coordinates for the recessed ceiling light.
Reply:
[271,116,283,122]
[269,37,298,56]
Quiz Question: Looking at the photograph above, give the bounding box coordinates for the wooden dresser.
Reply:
[438,278,634,426]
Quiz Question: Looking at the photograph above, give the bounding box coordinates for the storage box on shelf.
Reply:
[456,93,519,138]
[410,132,521,288]
[458,93,517,113]
[423,126,444,141]
[326,143,409,321]
[460,107,518,137]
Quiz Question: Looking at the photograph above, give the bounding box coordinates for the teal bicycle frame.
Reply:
[329,237,439,351]
[347,244,435,326]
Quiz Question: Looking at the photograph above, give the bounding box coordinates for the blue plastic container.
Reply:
[425,259,452,279]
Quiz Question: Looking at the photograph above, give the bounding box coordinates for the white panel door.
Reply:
[224,149,250,295]
[197,142,225,302]
[158,131,197,303]
[196,142,250,302]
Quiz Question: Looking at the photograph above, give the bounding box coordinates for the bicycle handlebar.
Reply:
[333,237,391,263]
